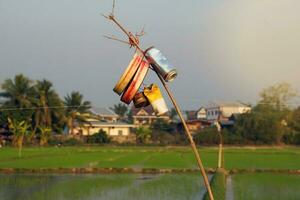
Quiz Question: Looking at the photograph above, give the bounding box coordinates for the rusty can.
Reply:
[145,47,177,82]
[133,92,149,108]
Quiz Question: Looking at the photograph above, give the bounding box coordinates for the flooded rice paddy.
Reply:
[0,173,208,200]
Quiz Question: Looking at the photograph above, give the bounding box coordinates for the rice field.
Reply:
[0,173,207,200]
[232,173,300,200]
[1,146,300,200]
[0,146,299,170]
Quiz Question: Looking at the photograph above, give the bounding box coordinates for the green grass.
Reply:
[233,173,300,200]
[203,169,226,200]
[0,146,299,170]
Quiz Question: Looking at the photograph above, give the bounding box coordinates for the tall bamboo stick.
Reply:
[104,14,214,200]
[156,72,214,200]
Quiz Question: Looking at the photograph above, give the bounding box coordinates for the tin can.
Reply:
[145,47,177,82]
[143,84,168,116]
[121,60,149,104]
[113,53,143,95]
[133,92,149,108]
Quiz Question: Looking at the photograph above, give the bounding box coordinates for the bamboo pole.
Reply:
[103,14,214,200]
[156,72,214,200]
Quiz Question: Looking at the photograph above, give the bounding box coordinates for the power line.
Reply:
[0,105,91,112]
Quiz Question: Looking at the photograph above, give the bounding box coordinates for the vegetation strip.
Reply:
[203,168,227,200]
[0,167,299,175]
[0,168,214,174]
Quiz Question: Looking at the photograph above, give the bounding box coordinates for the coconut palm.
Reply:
[64,91,91,135]
[33,79,64,132]
[0,74,35,122]
[110,103,128,120]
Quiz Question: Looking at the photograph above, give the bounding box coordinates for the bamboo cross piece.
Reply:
[103,11,214,200]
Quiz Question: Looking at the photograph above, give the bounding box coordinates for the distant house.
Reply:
[91,107,119,122]
[186,107,206,120]
[206,101,251,122]
[131,105,170,125]
[73,120,136,143]
[177,119,211,134]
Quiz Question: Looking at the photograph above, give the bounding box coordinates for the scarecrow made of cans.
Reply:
[113,47,177,115]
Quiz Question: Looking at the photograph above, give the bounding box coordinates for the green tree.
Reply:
[8,118,29,157]
[135,126,151,144]
[169,107,178,121]
[33,79,64,133]
[285,107,300,144]
[86,130,110,144]
[110,103,128,120]
[0,74,35,122]
[64,91,91,135]
[151,119,173,132]
[259,82,297,111]
[37,125,52,146]
[231,83,297,145]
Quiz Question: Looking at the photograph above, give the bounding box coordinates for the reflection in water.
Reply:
[0,173,208,200]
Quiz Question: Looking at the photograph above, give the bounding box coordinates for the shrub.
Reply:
[193,127,219,145]
[63,138,83,146]
[48,138,63,146]
[86,130,110,144]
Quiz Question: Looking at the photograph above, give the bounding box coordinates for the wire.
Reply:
[0,105,91,112]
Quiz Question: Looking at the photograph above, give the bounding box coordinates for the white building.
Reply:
[73,121,137,143]
[206,101,251,122]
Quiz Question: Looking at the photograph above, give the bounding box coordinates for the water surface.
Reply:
[0,173,208,200]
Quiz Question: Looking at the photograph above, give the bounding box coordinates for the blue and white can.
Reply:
[145,47,177,82]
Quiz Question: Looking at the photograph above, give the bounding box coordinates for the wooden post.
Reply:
[216,122,223,168]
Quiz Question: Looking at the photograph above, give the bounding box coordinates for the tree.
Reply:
[169,107,178,121]
[0,74,35,122]
[110,103,128,120]
[135,126,151,144]
[38,125,52,146]
[285,107,300,144]
[259,82,297,111]
[64,91,91,135]
[8,118,29,157]
[231,83,298,145]
[33,79,64,133]
[86,130,110,144]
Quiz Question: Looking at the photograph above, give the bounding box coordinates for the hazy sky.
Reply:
[0,0,299,109]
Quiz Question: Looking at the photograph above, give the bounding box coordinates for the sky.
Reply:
[0,0,299,110]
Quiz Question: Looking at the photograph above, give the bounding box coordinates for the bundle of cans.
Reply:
[113,47,177,116]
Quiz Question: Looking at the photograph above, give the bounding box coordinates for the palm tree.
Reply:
[110,103,128,120]
[64,91,91,135]
[0,74,35,122]
[33,79,64,132]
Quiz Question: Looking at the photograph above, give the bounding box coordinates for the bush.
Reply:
[193,127,219,145]
[63,138,83,146]
[293,134,300,145]
[151,131,176,145]
[86,130,110,144]
[48,138,63,146]
[223,129,244,145]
